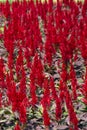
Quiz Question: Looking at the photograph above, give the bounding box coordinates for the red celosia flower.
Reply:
[2,0,11,19]
[30,81,37,106]
[43,108,50,126]
[41,78,51,108]
[55,97,62,120]
[30,53,44,87]
[19,103,26,123]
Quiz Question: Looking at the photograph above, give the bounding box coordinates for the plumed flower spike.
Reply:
[43,108,50,126]
[30,53,44,87]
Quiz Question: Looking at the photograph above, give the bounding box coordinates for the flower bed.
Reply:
[0,0,87,130]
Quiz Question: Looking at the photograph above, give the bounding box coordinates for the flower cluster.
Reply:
[0,0,87,129]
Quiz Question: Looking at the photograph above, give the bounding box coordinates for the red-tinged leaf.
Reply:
[81,98,87,105]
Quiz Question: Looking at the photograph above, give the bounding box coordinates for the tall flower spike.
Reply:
[43,108,50,126]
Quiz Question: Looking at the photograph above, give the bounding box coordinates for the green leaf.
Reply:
[0,109,5,115]
[0,119,7,123]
